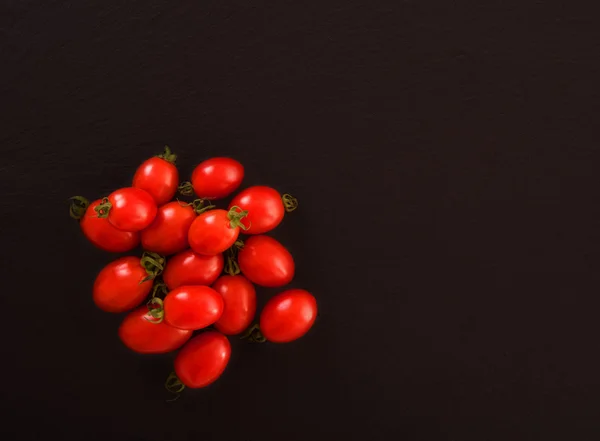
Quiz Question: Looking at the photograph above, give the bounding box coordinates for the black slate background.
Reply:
[1,1,599,440]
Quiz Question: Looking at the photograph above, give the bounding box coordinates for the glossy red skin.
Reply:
[229,186,284,234]
[238,235,295,287]
[191,157,244,200]
[163,249,224,290]
[188,209,241,255]
[164,285,224,330]
[107,187,157,232]
[141,202,196,255]
[175,332,231,388]
[118,306,192,354]
[213,275,257,335]
[260,289,317,343]
[92,256,152,313]
[133,157,179,206]
[80,199,140,252]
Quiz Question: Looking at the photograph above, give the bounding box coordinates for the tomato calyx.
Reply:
[189,198,216,214]
[165,371,185,400]
[224,240,244,276]
[69,196,90,220]
[178,181,194,196]
[282,193,299,212]
[156,145,177,164]
[94,197,112,218]
[227,206,250,230]
[140,251,166,283]
[240,324,266,343]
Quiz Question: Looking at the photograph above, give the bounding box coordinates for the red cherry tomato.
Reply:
[190,157,244,200]
[141,202,196,255]
[163,249,224,290]
[260,289,317,343]
[93,254,163,312]
[188,207,248,256]
[238,235,295,287]
[163,285,224,330]
[132,146,179,206]
[77,198,140,252]
[97,187,157,232]
[229,186,285,234]
[118,306,192,354]
[174,331,231,388]
[212,275,257,335]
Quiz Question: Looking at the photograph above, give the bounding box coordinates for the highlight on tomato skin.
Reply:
[118,306,192,354]
[229,186,285,234]
[212,275,257,335]
[259,289,318,343]
[132,146,179,206]
[99,187,158,232]
[174,331,231,388]
[163,249,224,290]
[187,207,248,256]
[140,202,196,256]
[79,199,140,252]
[190,157,244,200]
[238,235,295,288]
[163,285,225,330]
[92,252,164,313]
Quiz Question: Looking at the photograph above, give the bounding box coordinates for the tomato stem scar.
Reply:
[68,195,90,220]
[282,193,298,212]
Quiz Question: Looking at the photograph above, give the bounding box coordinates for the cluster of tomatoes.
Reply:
[70,147,317,395]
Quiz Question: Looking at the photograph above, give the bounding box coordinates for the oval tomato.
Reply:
[238,235,295,287]
[188,207,248,256]
[118,306,192,354]
[163,249,224,290]
[141,202,196,255]
[189,157,244,200]
[92,253,164,312]
[132,146,179,206]
[260,289,317,343]
[229,186,288,234]
[96,187,157,232]
[213,275,256,335]
[174,331,231,388]
[72,197,140,252]
[163,285,224,330]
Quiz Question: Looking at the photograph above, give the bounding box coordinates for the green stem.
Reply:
[157,145,177,164]
[227,206,250,230]
[240,324,266,343]
[69,196,90,220]
[165,371,185,397]
[139,252,166,283]
[191,199,216,215]
[94,197,112,218]
[282,193,298,212]
[178,181,194,196]
[144,297,165,324]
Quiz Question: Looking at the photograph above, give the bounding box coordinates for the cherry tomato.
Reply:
[141,202,196,255]
[189,157,244,200]
[132,146,179,206]
[174,331,231,388]
[92,253,164,312]
[228,186,288,234]
[96,187,157,232]
[163,285,224,330]
[163,249,224,290]
[212,275,256,335]
[74,198,140,252]
[118,306,192,354]
[238,235,295,287]
[260,289,317,343]
[188,207,248,256]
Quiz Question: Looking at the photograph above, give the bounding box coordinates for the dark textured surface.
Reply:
[1,1,599,440]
